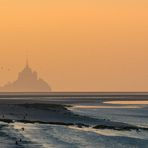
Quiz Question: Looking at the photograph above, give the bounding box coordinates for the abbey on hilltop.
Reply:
[0,60,51,92]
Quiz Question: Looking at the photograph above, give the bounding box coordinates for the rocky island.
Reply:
[0,60,51,92]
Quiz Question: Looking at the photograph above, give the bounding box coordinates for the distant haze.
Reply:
[0,62,51,92]
[0,0,148,91]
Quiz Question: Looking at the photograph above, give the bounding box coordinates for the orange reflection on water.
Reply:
[104,101,148,105]
[73,105,140,109]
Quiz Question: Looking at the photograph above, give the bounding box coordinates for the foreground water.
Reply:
[0,100,148,148]
[72,100,148,128]
[0,122,148,148]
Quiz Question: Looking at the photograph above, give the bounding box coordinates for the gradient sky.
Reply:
[0,0,148,91]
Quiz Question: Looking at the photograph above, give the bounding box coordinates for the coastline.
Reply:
[0,102,147,131]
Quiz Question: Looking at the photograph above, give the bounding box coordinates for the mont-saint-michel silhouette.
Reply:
[0,60,51,92]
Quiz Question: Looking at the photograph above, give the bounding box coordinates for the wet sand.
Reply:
[0,98,147,131]
[0,95,148,148]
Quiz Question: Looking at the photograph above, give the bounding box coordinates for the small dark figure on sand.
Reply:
[22,127,25,131]
[136,129,140,133]
[15,141,18,145]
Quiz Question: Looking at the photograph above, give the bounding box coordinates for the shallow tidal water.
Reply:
[0,99,148,148]
[0,121,148,148]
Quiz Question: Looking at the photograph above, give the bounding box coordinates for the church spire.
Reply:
[26,56,29,68]
[26,50,29,68]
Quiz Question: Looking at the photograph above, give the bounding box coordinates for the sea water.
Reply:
[0,122,148,148]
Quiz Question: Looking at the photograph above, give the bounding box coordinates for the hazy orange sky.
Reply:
[0,0,148,91]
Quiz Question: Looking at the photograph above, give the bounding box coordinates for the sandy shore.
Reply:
[0,99,147,131]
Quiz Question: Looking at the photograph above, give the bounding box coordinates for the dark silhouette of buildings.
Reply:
[0,61,51,92]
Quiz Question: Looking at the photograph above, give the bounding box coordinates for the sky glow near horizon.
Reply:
[0,0,148,91]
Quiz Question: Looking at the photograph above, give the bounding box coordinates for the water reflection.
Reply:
[73,105,140,109]
[104,101,148,105]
